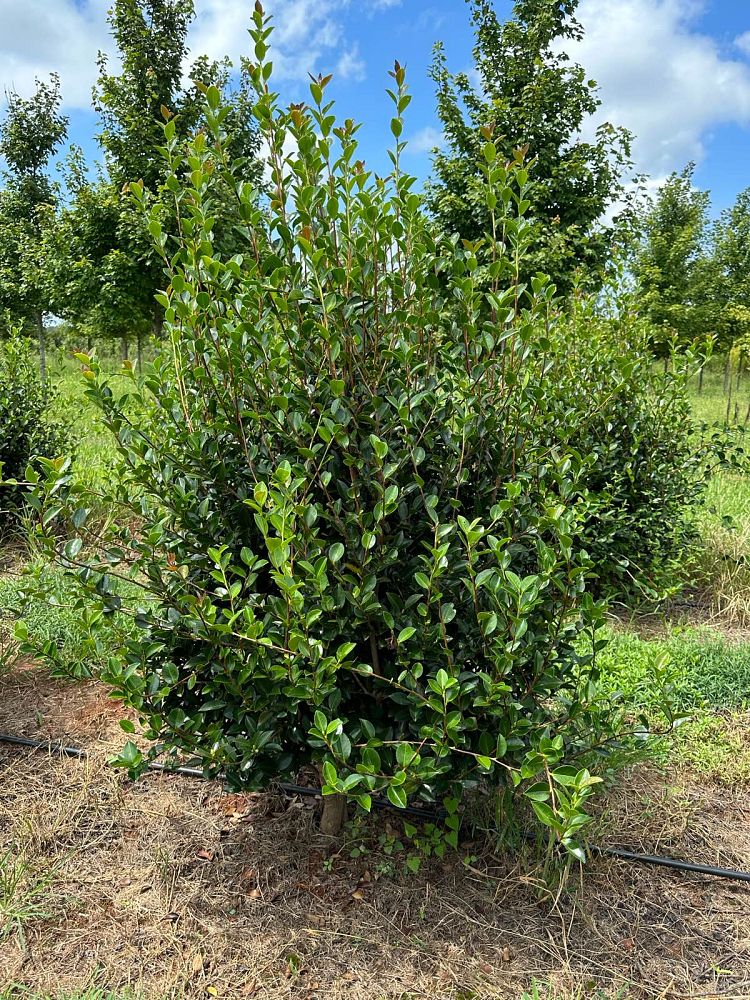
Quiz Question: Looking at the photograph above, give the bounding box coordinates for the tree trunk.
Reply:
[37,312,47,386]
[724,354,732,395]
[698,365,704,393]
[726,371,733,425]
[136,329,143,374]
[122,335,129,362]
[319,794,347,836]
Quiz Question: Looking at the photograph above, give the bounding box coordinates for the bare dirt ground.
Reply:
[0,663,748,1000]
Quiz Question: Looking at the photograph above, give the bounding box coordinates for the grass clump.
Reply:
[0,847,57,946]
[689,471,750,624]
[669,712,750,785]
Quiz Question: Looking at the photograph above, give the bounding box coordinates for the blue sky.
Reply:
[2,0,750,214]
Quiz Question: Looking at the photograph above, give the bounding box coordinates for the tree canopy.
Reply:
[427,0,632,295]
[632,164,714,352]
[0,75,68,377]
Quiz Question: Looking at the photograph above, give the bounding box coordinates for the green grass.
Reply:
[519,985,627,1000]
[0,848,57,946]
[686,355,750,426]
[47,349,131,493]
[669,712,750,785]
[0,562,137,679]
[595,624,750,785]
[596,625,750,713]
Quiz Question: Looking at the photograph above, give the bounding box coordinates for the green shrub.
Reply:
[28,10,655,853]
[0,334,67,530]
[543,293,706,603]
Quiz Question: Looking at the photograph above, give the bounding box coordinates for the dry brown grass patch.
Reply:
[0,665,747,1000]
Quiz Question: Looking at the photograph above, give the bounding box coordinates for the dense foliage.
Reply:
[0,336,67,530]
[428,0,632,295]
[0,76,68,379]
[27,11,636,855]
[632,164,714,354]
[543,292,706,602]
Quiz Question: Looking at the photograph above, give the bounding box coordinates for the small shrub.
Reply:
[28,9,657,854]
[0,335,67,531]
[544,292,707,603]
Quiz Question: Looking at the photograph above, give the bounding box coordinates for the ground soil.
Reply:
[0,664,748,1000]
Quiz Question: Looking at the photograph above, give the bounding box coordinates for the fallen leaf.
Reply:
[479,962,494,975]
[619,937,635,954]
[502,946,511,963]
[206,987,219,997]
[196,849,214,862]
[351,889,365,901]
[192,954,204,973]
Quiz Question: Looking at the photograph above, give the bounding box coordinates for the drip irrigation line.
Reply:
[594,846,750,884]
[2,730,750,884]
[0,731,440,820]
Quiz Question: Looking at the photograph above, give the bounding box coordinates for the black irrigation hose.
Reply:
[595,846,750,884]
[1,730,750,884]
[0,732,441,820]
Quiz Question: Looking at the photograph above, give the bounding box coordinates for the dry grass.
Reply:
[0,666,747,1000]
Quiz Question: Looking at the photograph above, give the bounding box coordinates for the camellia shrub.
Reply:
[542,292,708,604]
[28,7,650,855]
[0,333,67,531]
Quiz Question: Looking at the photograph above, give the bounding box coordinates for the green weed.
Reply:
[0,848,56,945]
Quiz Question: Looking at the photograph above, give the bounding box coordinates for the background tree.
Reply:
[632,164,714,356]
[711,187,750,357]
[0,76,68,380]
[427,0,632,295]
[58,0,261,366]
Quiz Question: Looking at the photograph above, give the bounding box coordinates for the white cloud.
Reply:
[736,31,750,58]
[0,0,109,109]
[566,0,750,178]
[336,45,367,83]
[0,0,377,112]
[407,125,444,155]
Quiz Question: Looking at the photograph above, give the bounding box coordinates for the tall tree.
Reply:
[0,75,68,379]
[58,0,260,364]
[633,164,713,353]
[711,187,750,350]
[427,0,632,294]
